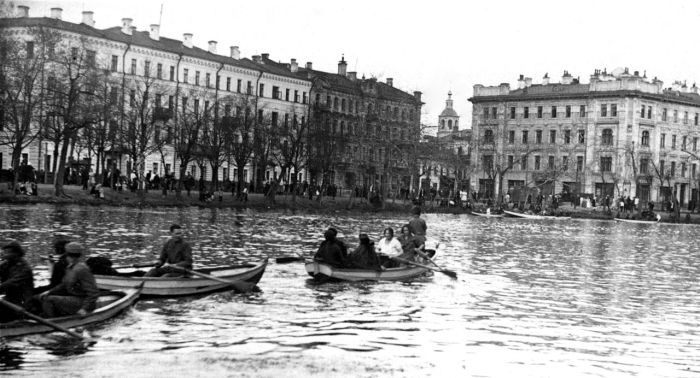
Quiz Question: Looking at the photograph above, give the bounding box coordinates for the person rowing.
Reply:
[38,242,98,317]
[313,228,348,268]
[408,206,427,250]
[0,240,34,322]
[145,224,193,277]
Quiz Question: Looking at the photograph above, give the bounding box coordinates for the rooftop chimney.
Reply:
[50,7,62,20]
[306,61,313,70]
[230,46,240,59]
[252,55,262,63]
[183,33,193,48]
[261,53,269,60]
[121,18,133,35]
[208,40,217,54]
[518,74,525,89]
[524,77,532,87]
[561,70,573,85]
[149,24,160,41]
[414,91,422,103]
[347,71,357,80]
[386,78,393,87]
[290,58,298,73]
[542,73,549,85]
[17,5,29,17]
[337,56,347,76]
[81,11,95,27]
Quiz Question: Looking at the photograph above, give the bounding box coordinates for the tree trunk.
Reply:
[54,130,72,197]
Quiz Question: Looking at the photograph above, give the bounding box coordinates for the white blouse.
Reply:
[377,237,403,257]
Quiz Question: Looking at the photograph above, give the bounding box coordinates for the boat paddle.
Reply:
[275,252,308,264]
[0,298,84,339]
[391,256,457,279]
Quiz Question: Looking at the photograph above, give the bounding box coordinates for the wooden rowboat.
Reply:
[1,284,142,338]
[470,211,504,218]
[95,259,268,297]
[614,217,659,224]
[503,210,571,220]
[305,261,433,282]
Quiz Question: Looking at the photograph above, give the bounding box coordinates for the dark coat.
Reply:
[0,257,34,309]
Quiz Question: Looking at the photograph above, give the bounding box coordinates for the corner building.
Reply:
[469,69,700,207]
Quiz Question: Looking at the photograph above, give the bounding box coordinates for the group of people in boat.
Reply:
[313,206,429,270]
[0,223,193,322]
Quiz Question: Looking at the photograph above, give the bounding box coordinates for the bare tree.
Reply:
[172,88,207,198]
[269,104,310,205]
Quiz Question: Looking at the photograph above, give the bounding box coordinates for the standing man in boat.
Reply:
[408,206,427,250]
[313,228,348,268]
[145,224,193,277]
[38,242,98,317]
[0,241,34,322]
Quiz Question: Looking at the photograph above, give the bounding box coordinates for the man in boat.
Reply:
[408,206,427,250]
[0,241,34,322]
[145,224,193,277]
[347,233,381,270]
[38,242,98,317]
[313,228,348,268]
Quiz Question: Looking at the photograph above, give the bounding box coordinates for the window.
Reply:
[671,161,676,176]
[130,59,136,74]
[602,129,613,145]
[508,130,515,144]
[484,129,494,143]
[168,95,174,109]
[483,108,489,119]
[491,107,497,119]
[682,136,687,150]
[522,130,529,144]
[578,130,586,144]
[510,107,516,119]
[580,105,586,117]
[536,130,542,144]
[194,99,199,114]
[237,79,242,93]
[26,41,34,58]
[693,164,697,179]
[682,162,687,177]
[696,113,699,126]
[600,157,612,172]
[170,66,175,81]
[611,104,617,117]
[600,104,607,117]
[272,86,279,99]
[482,155,493,171]
[303,92,307,104]
[660,133,666,148]
[566,105,571,118]
[641,130,649,146]
[684,111,689,124]
[524,107,529,119]
[550,130,556,144]
[647,106,652,119]
[694,137,698,152]
[294,90,299,103]
[640,158,649,174]
[521,155,528,170]
[129,89,135,107]
[673,110,678,123]
[206,73,211,88]
[641,105,645,118]
[548,156,555,170]
[85,50,96,67]
[144,60,150,77]
[537,106,543,118]
[111,55,118,72]
[534,156,541,170]
[157,63,162,79]
[226,77,231,91]
[183,68,189,83]
[195,71,200,86]
[660,160,665,175]
[258,83,265,97]
[562,156,568,171]
[672,135,676,149]
[182,97,188,112]
[577,156,584,172]
[71,47,78,61]
[247,81,252,94]
[551,106,557,118]
[564,130,571,144]
[507,155,514,169]
[662,108,667,121]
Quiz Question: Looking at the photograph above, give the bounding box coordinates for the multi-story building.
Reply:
[0,5,311,188]
[257,55,424,196]
[469,68,700,207]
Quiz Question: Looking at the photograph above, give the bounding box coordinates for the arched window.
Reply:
[641,130,650,146]
[448,120,453,128]
[441,119,446,129]
[602,129,613,145]
[333,97,339,110]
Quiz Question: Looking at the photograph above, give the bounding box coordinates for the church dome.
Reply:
[440,107,459,117]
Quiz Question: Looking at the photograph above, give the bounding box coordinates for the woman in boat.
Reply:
[376,227,403,268]
[347,234,381,270]
[0,240,34,322]
[397,225,422,262]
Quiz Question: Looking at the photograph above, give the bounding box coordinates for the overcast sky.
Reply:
[15,0,700,129]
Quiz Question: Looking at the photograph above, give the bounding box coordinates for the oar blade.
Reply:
[441,269,458,279]
[275,256,305,264]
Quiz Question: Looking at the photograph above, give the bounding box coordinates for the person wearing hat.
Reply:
[145,224,193,277]
[0,240,34,322]
[313,228,348,268]
[38,242,98,317]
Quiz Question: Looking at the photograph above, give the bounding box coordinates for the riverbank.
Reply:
[1,183,699,224]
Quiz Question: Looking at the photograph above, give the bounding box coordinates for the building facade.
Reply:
[469,69,700,207]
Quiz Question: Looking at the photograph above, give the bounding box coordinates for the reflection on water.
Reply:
[1,204,699,377]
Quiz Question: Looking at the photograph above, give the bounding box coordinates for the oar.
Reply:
[275,251,308,264]
[111,262,159,270]
[177,267,250,292]
[0,298,84,339]
[391,256,457,279]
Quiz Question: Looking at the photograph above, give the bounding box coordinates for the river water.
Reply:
[0,204,698,377]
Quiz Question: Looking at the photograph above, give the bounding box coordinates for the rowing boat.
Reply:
[503,210,571,220]
[614,217,659,224]
[306,261,433,282]
[1,284,142,338]
[94,259,268,297]
[470,211,504,218]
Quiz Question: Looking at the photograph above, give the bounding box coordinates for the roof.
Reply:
[440,107,459,117]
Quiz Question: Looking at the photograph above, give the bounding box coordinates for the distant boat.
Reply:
[614,217,659,224]
[503,210,570,220]
[470,211,504,218]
